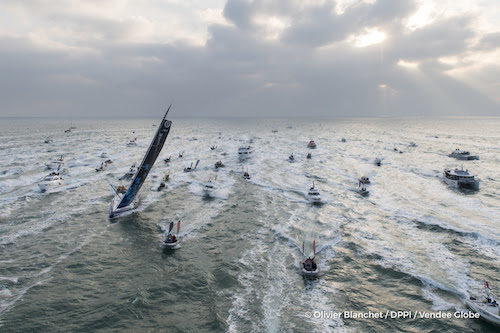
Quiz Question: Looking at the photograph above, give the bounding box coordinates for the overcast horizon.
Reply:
[1,0,499,118]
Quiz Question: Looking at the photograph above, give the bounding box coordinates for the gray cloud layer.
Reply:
[0,0,499,117]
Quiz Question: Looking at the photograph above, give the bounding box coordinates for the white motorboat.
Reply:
[301,241,319,276]
[162,221,181,249]
[307,140,316,148]
[443,167,480,190]
[307,181,321,203]
[43,138,53,144]
[203,179,215,194]
[449,149,479,160]
[46,155,64,170]
[126,138,137,147]
[359,176,370,184]
[184,160,200,172]
[466,281,500,326]
[238,146,254,160]
[374,158,382,166]
[38,172,64,192]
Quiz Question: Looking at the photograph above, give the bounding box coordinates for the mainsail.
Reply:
[110,105,173,217]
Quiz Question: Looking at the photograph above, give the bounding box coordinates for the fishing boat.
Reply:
[359,176,370,184]
[307,140,316,148]
[449,149,479,160]
[184,160,199,172]
[214,160,225,169]
[374,158,382,166]
[162,221,181,249]
[443,167,480,190]
[307,182,321,203]
[38,172,64,192]
[238,146,254,160]
[466,281,500,326]
[301,241,319,276]
[109,106,173,219]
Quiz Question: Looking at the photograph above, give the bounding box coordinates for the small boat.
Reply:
[307,140,316,148]
[272,126,278,133]
[178,151,183,158]
[104,159,113,164]
[120,164,138,179]
[466,281,500,326]
[162,221,181,249]
[341,138,346,142]
[214,160,225,169]
[307,153,312,159]
[157,182,166,191]
[289,153,295,161]
[38,172,64,192]
[287,121,292,129]
[409,142,417,147]
[301,241,319,276]
[394,147,403,154]
[43,138,53,144]
[307,181,321,203]
[210,145,217,150]
[114,183,127,194]
[374,158,382,166]
[109,106,173,219]
[238,146,254,160]
[357,184,369,196]
[449,149,479,160]
[203,178,215,194]
[64,128,71,133]
[126,138,137,147]
[95,161,108,172]
[164,156,171,163]
[443,167,480,190]
[184,160,200,172]
[101,152,110,158]
[46,155,65,170]
[359,176,370,184]
[243,167,250,180]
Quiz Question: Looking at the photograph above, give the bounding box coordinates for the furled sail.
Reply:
[116,106,173,210]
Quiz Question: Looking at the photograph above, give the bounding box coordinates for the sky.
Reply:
[0,0,499,118]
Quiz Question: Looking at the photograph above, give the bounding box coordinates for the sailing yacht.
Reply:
[109,106,173,219]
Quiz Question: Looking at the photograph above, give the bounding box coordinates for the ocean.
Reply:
[0,116,499,332]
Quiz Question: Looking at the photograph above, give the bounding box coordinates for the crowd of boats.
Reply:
[36,108,494,325]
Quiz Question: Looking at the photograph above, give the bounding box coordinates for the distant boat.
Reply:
[301,240,319,276]
[307,181,321,203]
[162,221,181,249]
[203,177,216,195]
[307,153,312,159]
[307,140,316,148]
[214,160,225,169]
[119,163,138,180]
[64,128,71,133]
[95,161,108,172]
[449,149,479,160]
[238,146,254,160]
[43,138,53,144]
[38,171,64,192]
[126,138,137,147]
[357,183,369,196]
[272,126,278,133]
[184,160,199,172]
[374,158,382,166]
[359,176,370,184]
[109,106,173,219]
[289,153,295,161]
[443,167,479,190]
[46,155,64,170]
[341,138,346,142]
[101,152,110,158]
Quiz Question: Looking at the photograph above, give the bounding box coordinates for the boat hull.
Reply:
[466,300,500,326]
[38,181,65,192]
[449,154,479,160]
[109,195,138,219]
[162,240,180,249]
[443,176,480,190]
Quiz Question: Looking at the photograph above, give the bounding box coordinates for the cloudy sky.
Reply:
[0,0,499,118]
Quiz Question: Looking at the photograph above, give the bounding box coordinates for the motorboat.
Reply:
[178,151,183,158]
[45,155,65,170]
[394,147,404,154]
[409,142,417,147]
[272,126,278,133]
[157,182,166,191]
[357,185,369,196]
[307,153,312,159]
[184,160,199,172]
[101,152,110,158]
[466,281,500,326]
[162,221,181,249]
[301,241,319,276]
[126,138,137,147]
[43,138,53,144]
[443,167,480,190]
[242,167,250,180]
[38,172,64,192]
[214,160,225,169]
[203,179,215,194]
[238,146,254,160]
[122,164,138,178]
[374,158,382,166]
[289,153,295,161]
[95,161,108,172]
[307,140,316,148]
[359,176,370,184]
[449,149,479,160]
[64,128,71,133]
[307,182,321,203]
[341,138,346,142]
[164,156,171,163]
[210,145,217,150]
[114,184,127,194]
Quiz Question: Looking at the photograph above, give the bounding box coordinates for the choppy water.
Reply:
[0,116,499,332]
